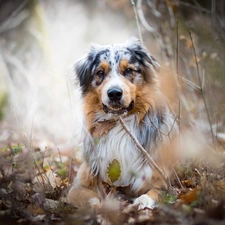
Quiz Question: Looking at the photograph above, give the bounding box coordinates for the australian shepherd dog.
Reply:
[68,38,177,210]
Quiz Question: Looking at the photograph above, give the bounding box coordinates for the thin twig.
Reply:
[130,0,143,44]
[180,76,201,92]
[197,38,218,64]
[167,116,179,138]
[0,0,30,34]
[176,21,182,160]
[172,167,185,190]
[179,1,212,14]
[176,21,181,131]
[189,31,214,145]
[119,116,168,186]
[136,0,158,34]
[210,81,225,109]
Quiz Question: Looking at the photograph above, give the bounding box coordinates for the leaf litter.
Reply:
[0,132,225,225]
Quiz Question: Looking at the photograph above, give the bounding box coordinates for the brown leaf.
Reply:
[91,120,117,138]
[179,187,200,204]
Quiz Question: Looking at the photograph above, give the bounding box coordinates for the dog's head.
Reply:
[75,38,160,118]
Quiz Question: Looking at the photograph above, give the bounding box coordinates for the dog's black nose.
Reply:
[107,88,123,101]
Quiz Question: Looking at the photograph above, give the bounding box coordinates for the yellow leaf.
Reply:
[107,159,121,183]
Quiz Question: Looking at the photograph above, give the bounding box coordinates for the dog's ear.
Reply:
[75,44,101,94]
[125,37,160,74]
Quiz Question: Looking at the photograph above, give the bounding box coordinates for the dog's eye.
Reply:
[126,68,133,73]
[124,68,134,75]
[96,70,104,76]
[94,70,105,85]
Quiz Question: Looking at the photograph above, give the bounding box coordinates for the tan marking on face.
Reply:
[128,81,162,122]
[98,61,110,74]
[119,59,137,74]
[119,59,129,72]
[84,89,102,130]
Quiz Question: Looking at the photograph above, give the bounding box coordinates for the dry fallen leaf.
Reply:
[91,120,117,138]
[179,187,200,204]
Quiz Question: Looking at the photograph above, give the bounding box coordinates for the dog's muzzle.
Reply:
[102,88,134,115]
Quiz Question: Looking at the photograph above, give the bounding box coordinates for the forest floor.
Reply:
[1,126,225,225]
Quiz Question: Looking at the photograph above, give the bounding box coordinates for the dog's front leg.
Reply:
[67,162,100,208]
[68,185,100,208]
[133,189,158,210]
[133,172,165,210]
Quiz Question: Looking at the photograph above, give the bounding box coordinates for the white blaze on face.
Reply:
[101,72,125,107]
[99,46,137,110]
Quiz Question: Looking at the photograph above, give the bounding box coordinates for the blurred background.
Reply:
[0,0,225,154]
[0,0,137,154]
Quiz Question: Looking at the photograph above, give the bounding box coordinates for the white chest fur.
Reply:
[91,115,153,192]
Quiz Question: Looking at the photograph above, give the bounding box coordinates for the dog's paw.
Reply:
[133,194,156,210]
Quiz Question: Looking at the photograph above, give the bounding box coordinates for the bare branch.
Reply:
[176,21,181,132]
[197,38,218,64]
[189,31,214,145]
[0,0,30,34]
[180,76,201,92]
[130,0,143,44]
[179,1,212,14]
[119,116,169,186]
[136,0,158,34]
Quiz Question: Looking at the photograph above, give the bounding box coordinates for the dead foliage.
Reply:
[0,132,225,225]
